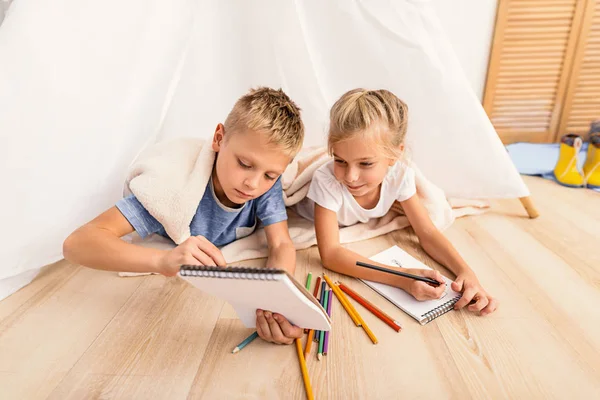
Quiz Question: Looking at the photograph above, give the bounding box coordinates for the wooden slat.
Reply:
[558,0,600,138]
[483,0,589,143]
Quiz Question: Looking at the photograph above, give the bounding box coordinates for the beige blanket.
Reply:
[120,139,488,275]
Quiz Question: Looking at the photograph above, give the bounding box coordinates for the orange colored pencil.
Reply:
[304,276,322,356]
[337,282,402,332]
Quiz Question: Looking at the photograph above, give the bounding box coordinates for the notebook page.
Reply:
[361,246,460,323]
[180,272,331,330]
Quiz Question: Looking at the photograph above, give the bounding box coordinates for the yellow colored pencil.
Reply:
[295,338,314,400]
[322,274,361,327]
[323,274,378,344]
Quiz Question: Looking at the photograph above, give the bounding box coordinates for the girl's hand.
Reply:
[255,309,303,345]
[156,235,226,276]
[452,272,498,316]
[405,269,447,301]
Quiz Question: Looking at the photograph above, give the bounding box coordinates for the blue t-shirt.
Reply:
[116,177,288,247]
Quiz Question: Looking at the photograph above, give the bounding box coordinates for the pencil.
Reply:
[305,272,313,291]
[323,289,332,355]
[315,281,326,343]
[356,261,442,286]
[232,331,259,353]
[305,277,321,354]
[324,274,378,344]
[295,338,314,400]
[317,289,329,360]
[304,273,312,333]
[322,274,361,327]
[337,282,402,332]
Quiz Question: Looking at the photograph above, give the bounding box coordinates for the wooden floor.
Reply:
[1,176,599,399]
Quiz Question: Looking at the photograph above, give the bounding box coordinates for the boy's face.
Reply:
[211,124,292,207]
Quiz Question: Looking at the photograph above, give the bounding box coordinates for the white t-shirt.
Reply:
[296,160,416,227]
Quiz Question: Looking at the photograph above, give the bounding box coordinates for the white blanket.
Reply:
[120,139,488,275]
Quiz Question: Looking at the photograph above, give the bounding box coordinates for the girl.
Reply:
[302,89,497,316]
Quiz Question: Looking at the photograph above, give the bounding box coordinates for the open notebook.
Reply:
[361,246,462,325]
[179,266,331,331]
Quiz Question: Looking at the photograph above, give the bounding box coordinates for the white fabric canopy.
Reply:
[0,0,528,301]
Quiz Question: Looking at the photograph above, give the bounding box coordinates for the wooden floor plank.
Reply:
[47,275,224,399]
[0,265,144,399]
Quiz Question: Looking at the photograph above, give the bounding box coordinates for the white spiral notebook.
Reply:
[360,246,462,325]
[179,266,331,331]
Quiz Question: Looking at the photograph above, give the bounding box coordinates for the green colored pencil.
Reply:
[305,272,312,291]
[304,272,313,333]
[318,289,329,360]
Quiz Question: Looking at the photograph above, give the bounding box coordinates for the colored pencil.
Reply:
[356,261,442,286]
[323,289,332,355]
[324,274,378,344]
[315,281,326,343]
[337,282,402,332]
[322,274,361,327]
[305,277,321,355]
[317,289,329,360]
[295,338,314,400]
[232,331,259,353]
[304,272,312,333]
[305,272,313,291]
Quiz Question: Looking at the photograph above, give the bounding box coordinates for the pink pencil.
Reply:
[323,289,332,355]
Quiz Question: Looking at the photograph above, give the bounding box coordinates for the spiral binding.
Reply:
[179,265,284,281]
[421,295,461,324]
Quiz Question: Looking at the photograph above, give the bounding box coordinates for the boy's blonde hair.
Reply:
[224,87,304,157]
[328,89,408,159]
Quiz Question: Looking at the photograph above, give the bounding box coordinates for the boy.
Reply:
[63,87,305,345]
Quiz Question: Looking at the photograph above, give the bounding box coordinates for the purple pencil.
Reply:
[323,289,332,355]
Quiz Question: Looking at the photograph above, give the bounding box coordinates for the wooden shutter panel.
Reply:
[558,0,600,137]
[483,0,589,144]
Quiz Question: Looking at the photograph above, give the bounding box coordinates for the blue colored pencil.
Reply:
[232,331,259,353]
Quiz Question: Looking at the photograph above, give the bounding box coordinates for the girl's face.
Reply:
[331,135,400,199]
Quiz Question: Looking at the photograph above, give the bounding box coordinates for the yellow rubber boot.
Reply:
[553,134,585,187]
[583,133,600,189]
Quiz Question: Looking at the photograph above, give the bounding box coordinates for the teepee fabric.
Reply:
[0,0,527,301]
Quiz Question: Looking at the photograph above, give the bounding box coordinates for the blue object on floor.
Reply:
[506,142,599,192]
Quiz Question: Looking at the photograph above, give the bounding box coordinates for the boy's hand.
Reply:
[156,235,226,276]
[404,269,447,301]
[255,309,303,345]
[452,272,498,316]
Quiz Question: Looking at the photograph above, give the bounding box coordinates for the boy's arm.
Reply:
[314,204,446,301]
[63,206,167,274]
[63,207,226,276]
[264,220,296,275]
[400,195,498,315]
[258,220,303,344]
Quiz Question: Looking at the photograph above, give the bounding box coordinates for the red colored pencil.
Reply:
[337,282,402,332]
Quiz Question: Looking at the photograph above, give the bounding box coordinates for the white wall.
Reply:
[431,0,498,100]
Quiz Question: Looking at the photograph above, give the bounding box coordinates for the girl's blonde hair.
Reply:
[328,89,408,159]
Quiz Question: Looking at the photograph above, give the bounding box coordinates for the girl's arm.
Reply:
[399,195,498,315]
[314,204,446,301]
